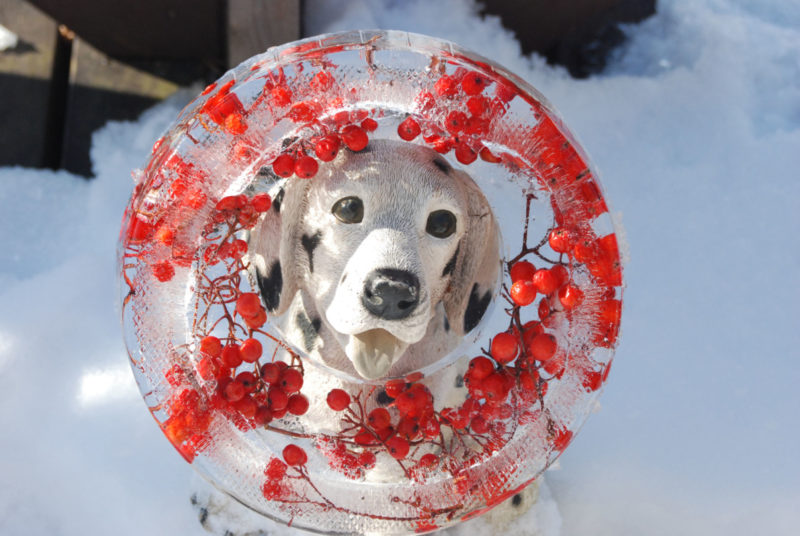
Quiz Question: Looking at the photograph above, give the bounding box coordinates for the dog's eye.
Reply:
[426,210,457,238]
[332,196,364,224]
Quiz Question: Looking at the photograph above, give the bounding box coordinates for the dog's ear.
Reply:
[442,170,502,335]
[246,178,309,316]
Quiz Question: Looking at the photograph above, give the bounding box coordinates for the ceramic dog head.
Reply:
[248,140,501,379]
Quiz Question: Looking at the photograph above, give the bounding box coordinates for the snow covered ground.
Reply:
[1,0,798,534]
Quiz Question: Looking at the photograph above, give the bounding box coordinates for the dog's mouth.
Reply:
[345,329,409,380]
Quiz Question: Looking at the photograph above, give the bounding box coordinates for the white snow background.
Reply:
[1,0,798,534]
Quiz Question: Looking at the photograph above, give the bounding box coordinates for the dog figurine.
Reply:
[247,139,502,380]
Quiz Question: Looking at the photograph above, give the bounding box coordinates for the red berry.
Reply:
[360,117,378,132]
[221,344,243,368]
[236,293,261,318]
[471,415,489,434]
[482,372,510,403]
[455,142,477,164]
[272,154,295,177]
[461,71,490,95]
[582,370,603,392]
[260,362,280,384]
[151,261,175,282]
[358,450,376,468]
[314,135,340,162]
[294,155,319,178]
[510,280,537,306]
[385,436,410,459]
[418,453,439,468]
[326,388,351,411]
[282,444,307,466]
[468,356,494,381]
[244,308,267,329]
[490,332,519,364]
[236,371,258,391]
[251,193,272,212]
[445,111,467,134]
[268,387,288,411]
[384,379,406,399]
[467,95,489,116]
[397,117,421,141]
[239,338,262,363]
[510,261,536,282]
[340,125,369,151]
[549,228,572,253]
[200,336,222,357]
[558,284,584,309]
[287,394,310,415]
[434,75,458,97]
[234,395,257,418]
[368,408,392,431]
[550,264,569,288]
[529,333,557,362]
[279,368,304,393]
[533,269,558,295]
[224,379,245,402]
[254,406,273,426]
[288,102,316,123]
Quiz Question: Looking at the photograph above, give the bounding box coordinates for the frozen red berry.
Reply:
[340,125,369,151]
[397,117,421,141]
[272,154,295,177]
[282,444,307,466]
[239,338,262,363]
[510,261,536,283]
[199,335,222,357]
[385,436,410,459]
[287,394,309,415]
[533,269,558,295]
[529,333,557,362]
[221,343,243,368]
[314,135,340,162]
[326,388,350,411]
[490,332,519,364]
[461,71,490,95]
[236,293,262,318]
[510,280,537,306]
[294,155,319,178]
[279,368,304,394]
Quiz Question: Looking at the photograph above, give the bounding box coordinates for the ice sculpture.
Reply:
[119,30,624,534]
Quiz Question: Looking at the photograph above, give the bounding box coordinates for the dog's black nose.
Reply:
[362,269,420,320]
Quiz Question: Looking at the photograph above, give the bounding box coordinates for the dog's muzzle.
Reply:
[361,268,420,320]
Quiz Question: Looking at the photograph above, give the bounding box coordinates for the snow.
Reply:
[1,0,798,534]
[0,24,18,51]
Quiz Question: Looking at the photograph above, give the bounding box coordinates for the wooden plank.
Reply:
[0,0,57,167]
[60,37,180,176]
[29,0,225,63]
[227,0,301,67]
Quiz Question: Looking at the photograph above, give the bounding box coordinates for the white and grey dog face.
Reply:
[248,140,500,380]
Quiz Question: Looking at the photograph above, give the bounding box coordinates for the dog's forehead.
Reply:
[315,141,462,202]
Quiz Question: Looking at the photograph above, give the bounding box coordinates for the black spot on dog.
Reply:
[376,389,393,406]
[301,231,322,273]
[442,243,460,277]
[433,157,451,174]
[443,315,450,332]
[464,283,492,333]
[257,260,283,311]
[512,493,523,507]
[272,188,285,213]
[455,374,464,388]
[295,311,321,352]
